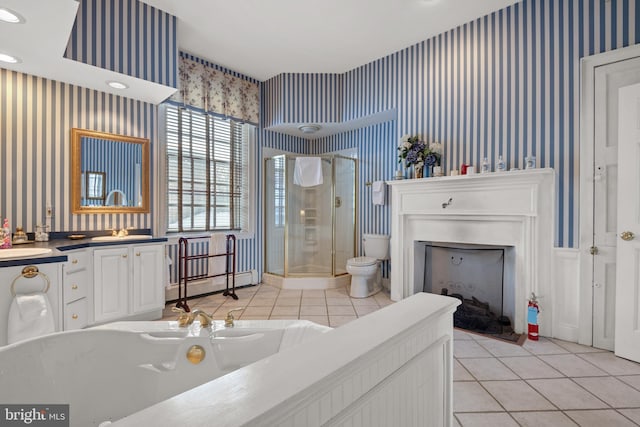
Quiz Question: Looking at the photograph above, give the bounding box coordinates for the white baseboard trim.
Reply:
[164,270,256,301]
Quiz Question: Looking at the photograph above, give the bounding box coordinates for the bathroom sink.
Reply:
[0,248,53,259]
[91,235,153,242]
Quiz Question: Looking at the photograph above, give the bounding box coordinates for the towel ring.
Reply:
[10,266,50,297]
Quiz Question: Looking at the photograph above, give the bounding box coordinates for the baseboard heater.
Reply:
[164,271,256,302]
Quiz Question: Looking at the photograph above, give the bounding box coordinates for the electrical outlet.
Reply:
[46,206,53,218]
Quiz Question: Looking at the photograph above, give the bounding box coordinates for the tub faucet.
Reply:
[172,307,214,328]
[225,308,244,327]
[191,309,213,327]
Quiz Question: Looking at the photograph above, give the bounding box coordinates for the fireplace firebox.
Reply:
[416,241,518,340]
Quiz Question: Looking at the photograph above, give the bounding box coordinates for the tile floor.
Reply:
[161,282,393,327]
[163,284,640,426]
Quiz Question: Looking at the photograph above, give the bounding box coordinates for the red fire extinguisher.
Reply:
[528,292,540,341]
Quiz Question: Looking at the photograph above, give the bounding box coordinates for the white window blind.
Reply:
[273,156,285,227]
[165,104,249,232]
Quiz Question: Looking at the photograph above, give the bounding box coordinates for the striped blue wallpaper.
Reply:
[64,0,178,88]
[0,68,154,232]
[262,130,310,154]
[263,73,344,127]
[262,0,640,248]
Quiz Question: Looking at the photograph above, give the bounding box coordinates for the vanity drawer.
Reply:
[63,272,88,304]
[64,298,88,330]
[65,250,90,273]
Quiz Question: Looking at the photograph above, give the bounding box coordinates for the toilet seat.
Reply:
[347,256,377,267]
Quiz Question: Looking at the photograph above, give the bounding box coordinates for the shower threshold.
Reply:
[263,273,351,290]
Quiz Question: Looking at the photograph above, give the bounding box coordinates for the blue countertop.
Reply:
[0,235,168,268]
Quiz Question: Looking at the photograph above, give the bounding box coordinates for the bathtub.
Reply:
[0,319,331,426]
[0,293,459,427]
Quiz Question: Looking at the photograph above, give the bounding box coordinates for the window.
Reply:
[165,104,250,232]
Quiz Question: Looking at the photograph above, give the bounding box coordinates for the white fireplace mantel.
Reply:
[387,169,556,336]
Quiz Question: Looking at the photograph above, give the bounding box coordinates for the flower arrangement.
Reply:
[398,135,442,168]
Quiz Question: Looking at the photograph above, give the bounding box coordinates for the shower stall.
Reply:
[264,154,356,287]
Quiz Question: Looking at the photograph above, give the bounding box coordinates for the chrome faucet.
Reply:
[224,308,244,327]
[172,307,214,327]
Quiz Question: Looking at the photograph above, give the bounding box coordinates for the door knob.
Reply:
[620,231,635,241]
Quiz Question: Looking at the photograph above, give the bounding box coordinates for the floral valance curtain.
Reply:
[171,54,260,124]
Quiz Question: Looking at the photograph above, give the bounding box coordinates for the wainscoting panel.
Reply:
[553,248,581,342]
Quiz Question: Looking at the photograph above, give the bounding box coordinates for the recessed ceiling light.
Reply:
[0,53,20,64]
[298,124,321,134]
[107,81,128,90]
[0,8,25,24]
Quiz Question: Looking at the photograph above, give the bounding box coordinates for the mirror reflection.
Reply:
[71,128,149,214]
[84,171,105,202]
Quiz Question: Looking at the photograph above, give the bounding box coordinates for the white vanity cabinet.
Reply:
[93,246,130,323]
[62,249,90,329]
[93,242,165,324]
[131,244,165,314]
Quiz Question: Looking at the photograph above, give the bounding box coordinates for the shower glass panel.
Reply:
[264,156,285,276]
[334,157,356,275]
[264,154,356,278]
[286,157,332,276]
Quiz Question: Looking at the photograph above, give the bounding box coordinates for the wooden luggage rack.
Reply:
[176,234,237,312]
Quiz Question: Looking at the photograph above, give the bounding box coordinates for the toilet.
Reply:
[346,234,390,298]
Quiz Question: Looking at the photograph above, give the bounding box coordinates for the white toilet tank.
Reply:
[363,234,390,260]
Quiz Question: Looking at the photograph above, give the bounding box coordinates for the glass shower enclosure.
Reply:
[264,154,356,278]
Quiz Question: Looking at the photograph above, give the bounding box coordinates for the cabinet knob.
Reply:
[72,259,78,264]
[72,284,78,290]
[136,252,141,257]
[122,254,128,258]
[72,314,78,319]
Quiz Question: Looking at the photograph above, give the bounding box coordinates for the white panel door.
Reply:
[615,83,640,363]
[592,58,640,350]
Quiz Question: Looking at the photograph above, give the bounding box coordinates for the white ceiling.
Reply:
[143,0,520,81]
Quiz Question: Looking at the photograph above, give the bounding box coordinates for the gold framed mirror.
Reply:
[71,128,150,214]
